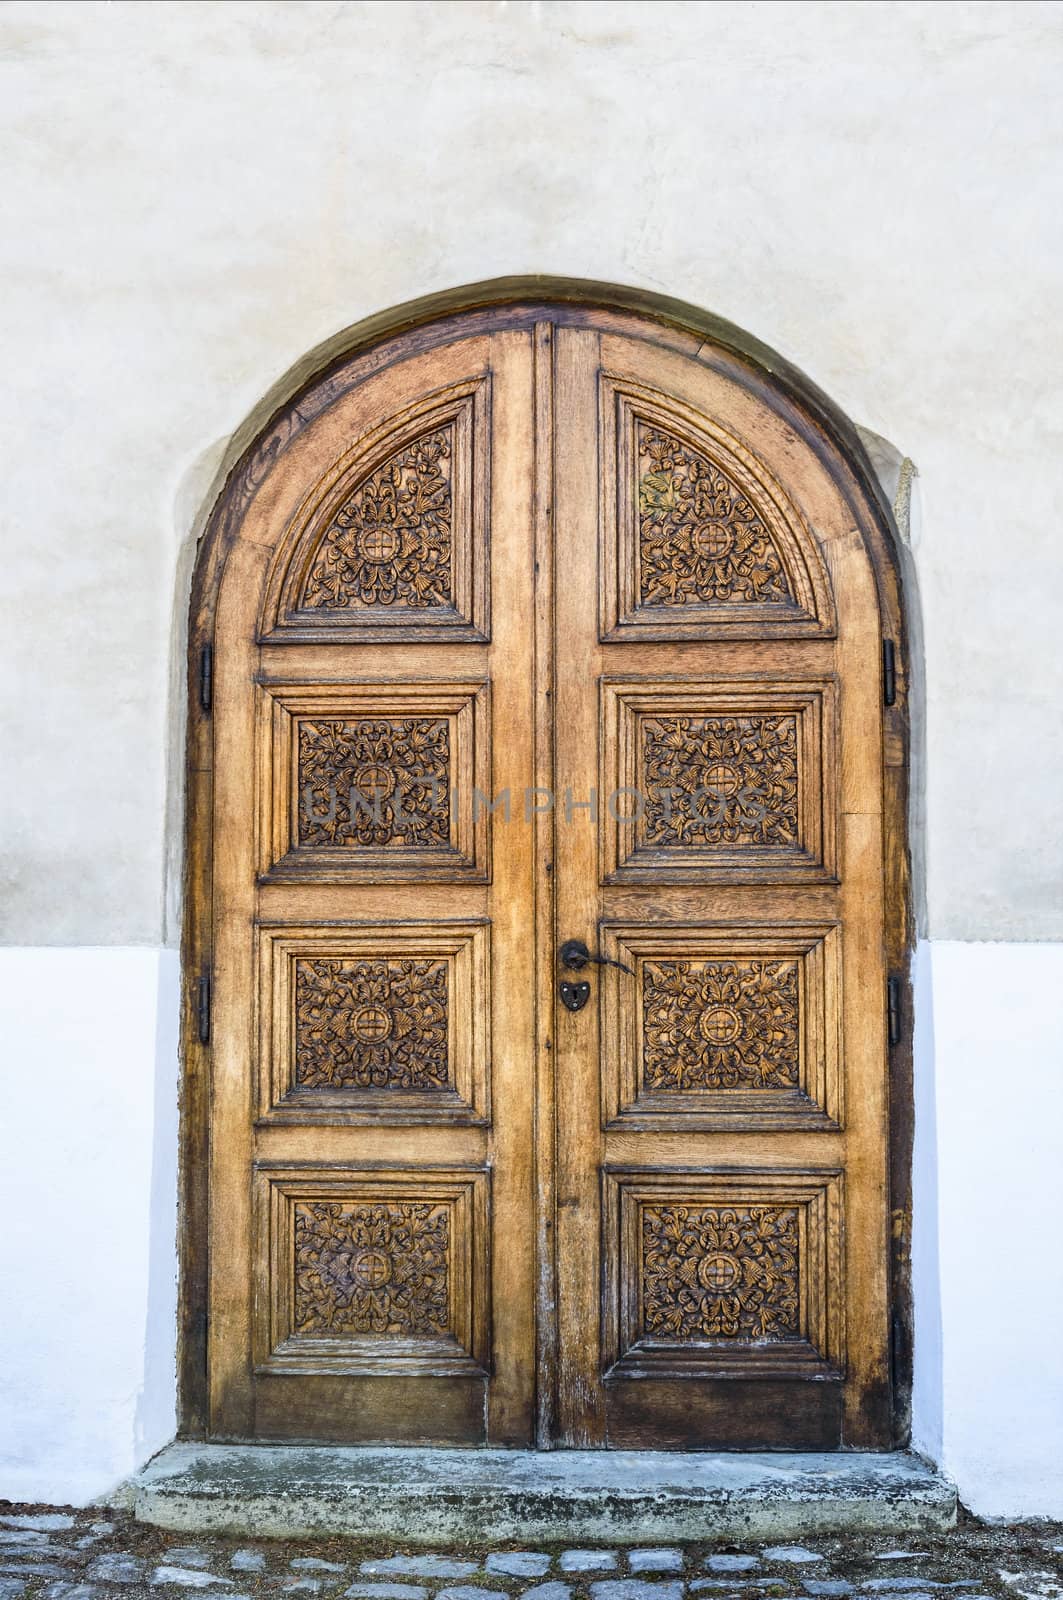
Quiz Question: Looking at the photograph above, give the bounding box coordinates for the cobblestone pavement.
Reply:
[1,1505,1062,1600]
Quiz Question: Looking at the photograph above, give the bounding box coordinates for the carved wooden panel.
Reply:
[601,1168,843,1379]
[294,1200,450,1336]
[295,958,449,1090]
[600,676,836,883]
[255,1166,490,1377]
[259,379,490,642]
[642,1201,799,1341]
[297,716,451,851]
[599,923,841,1129]
[599,378,835,640]
[642,710,799,849]
[257,921,490,1124]
[258,680,490,883]
[642,958,799,1092]
[301,427,454,614]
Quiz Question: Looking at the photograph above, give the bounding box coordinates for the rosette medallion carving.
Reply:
[641,1202,800,1342]
[638,424,793,608]
[293,1200,451,1337]
[642,958,799,1092]
[294,956,449,1091]
[642,713,799,848]
[298,717,451,849]
[301,426,454,612]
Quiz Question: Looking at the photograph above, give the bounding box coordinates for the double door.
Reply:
[205,310,891,1449]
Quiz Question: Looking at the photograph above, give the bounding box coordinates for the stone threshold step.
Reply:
[131,1443,956,1542]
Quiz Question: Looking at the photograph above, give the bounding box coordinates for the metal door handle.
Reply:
[558,939,634,976]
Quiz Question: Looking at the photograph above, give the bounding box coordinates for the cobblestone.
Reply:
[0,1497,1059,1600]
[485,1558,551,1579]
[435,1587,508,1600]
[3,1554,79,1567]
[151,1567,235,1589]
[689,1584,775,1594]
[344,1586,428,1600]
[589,1583,684,1600]
[0,1566,67,1581]
[85,1553,146,1583]
[0,1523,76,1537]
[359,1563,477,1583]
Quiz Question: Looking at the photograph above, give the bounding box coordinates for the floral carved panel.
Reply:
[293,1200,451,1338]
[598,378,835,640]
[259,680,490,884]
[300,425,455,613]
[257,1168,490,1377]
[601,1169,844,1378]
[642,958,799,1093]
[294,956,449,1092]
[260,379,490,643]
[258,922,489,1125]
[598,922,841,1131]
[297,716,451,850]
[641,712,799,850]
[640,1201,800,1343]
[599,679,834,882]
[637,423,793,609]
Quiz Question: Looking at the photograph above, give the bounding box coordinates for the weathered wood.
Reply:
[181,285,912,1449]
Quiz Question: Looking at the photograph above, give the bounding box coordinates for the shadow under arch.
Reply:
[177,276,918,1445]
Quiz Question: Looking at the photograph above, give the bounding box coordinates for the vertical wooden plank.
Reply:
[551,325,607,1446]
[483,329,538,1444]
[532,321,559,1448]
[828,528,892,1446]
[208,535,269,1437]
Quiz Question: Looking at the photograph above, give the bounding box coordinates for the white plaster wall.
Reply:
[0,950,179,1505]
[1,0,1062,1515]
[912,943,1063,1519]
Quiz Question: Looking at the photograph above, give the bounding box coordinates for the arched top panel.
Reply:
[191,277,905,667]
[259,376,491,644]
[598,376,836,641]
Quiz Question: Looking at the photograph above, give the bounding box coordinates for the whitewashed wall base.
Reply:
[2,941,1061,1517]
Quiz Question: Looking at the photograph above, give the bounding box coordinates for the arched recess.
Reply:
[180,279,913,1447]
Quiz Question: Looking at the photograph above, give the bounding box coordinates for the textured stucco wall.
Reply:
[1,0,1061,942]
[1,0,1061,1516]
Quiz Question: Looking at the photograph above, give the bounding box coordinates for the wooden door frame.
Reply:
[177,277,914,1445]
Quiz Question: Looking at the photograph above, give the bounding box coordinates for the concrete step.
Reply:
[130,1443,957,1542]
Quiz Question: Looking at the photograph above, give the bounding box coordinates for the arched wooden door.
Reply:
[184,284,910,1451]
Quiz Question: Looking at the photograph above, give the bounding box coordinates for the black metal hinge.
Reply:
[883,638,897,707]
[197,971,212,1045]
[199,643,213,714]
[887,974,901,1047]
